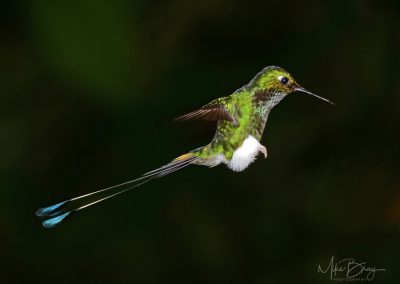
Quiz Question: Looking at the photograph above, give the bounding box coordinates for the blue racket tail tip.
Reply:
[35,201,68,217]
[42,212,72,228]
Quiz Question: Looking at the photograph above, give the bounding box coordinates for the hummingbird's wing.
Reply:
[175,97,238,125]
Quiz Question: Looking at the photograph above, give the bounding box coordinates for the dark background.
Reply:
[1,0,399,283]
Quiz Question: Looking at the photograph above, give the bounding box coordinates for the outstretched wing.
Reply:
[175,97,238,126]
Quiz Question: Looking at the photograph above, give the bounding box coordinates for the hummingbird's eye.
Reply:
[280,77,289,85]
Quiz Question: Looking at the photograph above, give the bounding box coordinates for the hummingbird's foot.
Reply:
[259,145,268,158]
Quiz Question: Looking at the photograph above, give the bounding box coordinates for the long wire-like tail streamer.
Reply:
[36,154,198,228]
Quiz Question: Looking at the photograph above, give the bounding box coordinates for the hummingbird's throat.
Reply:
[270,91,286,106]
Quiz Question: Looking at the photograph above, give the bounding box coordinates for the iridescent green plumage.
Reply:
[188,66,313,167]
[36,66,333,228]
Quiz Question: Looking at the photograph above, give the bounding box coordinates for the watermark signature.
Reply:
[317,255,385,281]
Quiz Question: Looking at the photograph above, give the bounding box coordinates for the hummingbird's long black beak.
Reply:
[296,87,334,105]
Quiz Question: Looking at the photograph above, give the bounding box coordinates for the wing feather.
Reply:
[175,98,238,126]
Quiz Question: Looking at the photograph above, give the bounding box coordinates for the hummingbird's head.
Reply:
[251,66,334,105]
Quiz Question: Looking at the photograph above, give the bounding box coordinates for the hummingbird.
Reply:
[36,66,333,228]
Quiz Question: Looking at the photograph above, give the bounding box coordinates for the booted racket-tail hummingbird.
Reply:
[36,66,333,228]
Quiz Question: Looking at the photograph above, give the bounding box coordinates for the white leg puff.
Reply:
[227,135,265,172]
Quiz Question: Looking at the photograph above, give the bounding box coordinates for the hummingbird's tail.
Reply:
[36,149,203,228]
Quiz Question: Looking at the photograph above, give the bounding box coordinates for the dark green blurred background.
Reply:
[1,0,400,283]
